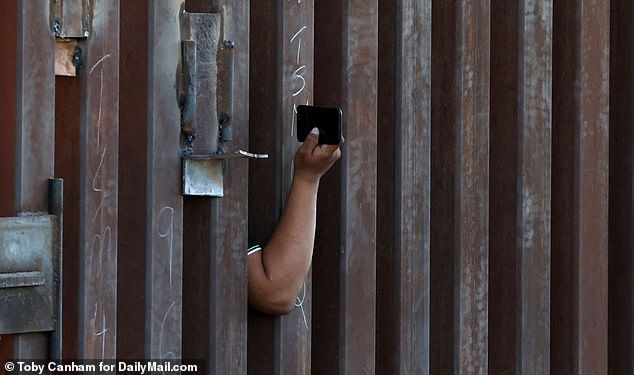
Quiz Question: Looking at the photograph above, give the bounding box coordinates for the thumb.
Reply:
[304,127,320,147]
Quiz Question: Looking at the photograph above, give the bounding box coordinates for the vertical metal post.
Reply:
[278,1,314,373]
[455,0,490,374]
[13,0,56,361]
[517,0,552,374]
[552,0,609,373]
[77,0,119,359]
[341,0,379,369]
[146,0,184,361]
[576,0,609,373]
[313,0,378,373]
[181,1,251,373]
[396,0,432,371]
[377,0,431,373]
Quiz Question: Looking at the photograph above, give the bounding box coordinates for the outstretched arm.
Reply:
[248,128,342,315]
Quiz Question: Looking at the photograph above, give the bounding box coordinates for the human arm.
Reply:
[247,127,342,315]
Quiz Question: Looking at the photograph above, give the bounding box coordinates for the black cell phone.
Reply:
[296,105,343,145]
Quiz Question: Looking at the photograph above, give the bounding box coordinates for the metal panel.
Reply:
[455,1,490,374]
[16,0,56,216]
[206,1,250,373]
[340,0,379,369]
[248,0,314,373]
[576,0,609,373]
[314,0,378,373]
[377,0,431,373]
[395,1,431,373]
[278,1,314,373]
[147,0,184,361]
[517,1,552,374]
[182,1,250,374]
[553,0,609,374]
[13,0,56,362]
[77,0,119,359]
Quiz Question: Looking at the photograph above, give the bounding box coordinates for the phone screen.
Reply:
[296,105,343,145]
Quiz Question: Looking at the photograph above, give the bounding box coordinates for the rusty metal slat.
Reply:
[12,0,56,361]
[455,1,490,374]
[517,1,552,374]
[78,0,119,359]
[395,0,431,373]
[15,0,56,214]
[340,1,378,373]
[146,0,184,360]
[576,0,609,373]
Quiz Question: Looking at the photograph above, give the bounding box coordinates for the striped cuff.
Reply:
[247,244,262,256]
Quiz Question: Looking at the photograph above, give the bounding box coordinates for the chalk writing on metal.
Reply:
[157,206,175,285]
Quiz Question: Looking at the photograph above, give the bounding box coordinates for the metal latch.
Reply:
[0,179,63,338]
[179,9,267,197]
[52,0,91,76]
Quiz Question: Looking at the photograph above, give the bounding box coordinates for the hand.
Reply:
[294,127,343,183]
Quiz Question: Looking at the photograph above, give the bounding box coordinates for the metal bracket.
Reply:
[179,10,267,197]
[52,0,91,76]
[51,0,91,38]
[182,151,268,197]
[0,179,63,339]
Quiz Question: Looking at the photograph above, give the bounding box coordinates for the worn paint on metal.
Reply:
[340,0,378,374]
[455,0,490,374]
[278,0,315,373]
[78,0,119,360]
[517,1,552,374]
[147,0,185,361]
[12,0,57,362]
[396,0,432,374]
[576,0,609,373]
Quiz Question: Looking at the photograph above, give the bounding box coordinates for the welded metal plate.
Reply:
[182,158,224,197]
[0,215,57,334]
[52,0,91,38]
